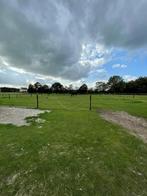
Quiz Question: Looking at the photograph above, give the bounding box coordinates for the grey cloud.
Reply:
[0,0,147,83]
[66,0,147,48]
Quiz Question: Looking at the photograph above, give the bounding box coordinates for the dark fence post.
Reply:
[36,94,39,109]
[89,94,92,111]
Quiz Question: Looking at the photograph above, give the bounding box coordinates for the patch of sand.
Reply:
[99,110,147,143]
[0,106,50,126]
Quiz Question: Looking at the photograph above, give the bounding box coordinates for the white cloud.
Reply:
[79,43,112,68]
[112,64,127,68]
[123,75,137,82]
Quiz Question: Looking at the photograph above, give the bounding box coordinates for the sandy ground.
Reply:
[0,106,50,126]
[99,110,147,143]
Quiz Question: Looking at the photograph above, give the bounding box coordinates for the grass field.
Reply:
[0,94,147,196]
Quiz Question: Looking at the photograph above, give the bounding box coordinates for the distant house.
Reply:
[20,87,28,93]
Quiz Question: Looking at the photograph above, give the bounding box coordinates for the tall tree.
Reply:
[78,84,88,94]
[42,85,49,93]
[95,82,108,92]
[108,76,123,86]
[108,76,124,93]
[28,84,35,93]
[51,82,63,93]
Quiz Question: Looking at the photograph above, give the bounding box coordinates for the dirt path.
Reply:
[99,110,147,143]
[0,106,50,126]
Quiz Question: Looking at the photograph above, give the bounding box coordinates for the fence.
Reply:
[0,93,93,111]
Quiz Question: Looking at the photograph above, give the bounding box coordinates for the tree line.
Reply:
[28,76,147,94]
[0,87,20,93]
[28,82,89,94]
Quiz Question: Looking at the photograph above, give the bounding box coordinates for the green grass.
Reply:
[0,94,147,195]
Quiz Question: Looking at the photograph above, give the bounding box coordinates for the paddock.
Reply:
[0,93,147,195]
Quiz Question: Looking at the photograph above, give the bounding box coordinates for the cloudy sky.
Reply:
[0,0,147,88]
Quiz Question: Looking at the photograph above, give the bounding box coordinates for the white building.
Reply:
[20,87,28,93]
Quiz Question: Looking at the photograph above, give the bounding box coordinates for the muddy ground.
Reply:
[99,110,147,143]
[0,106,50,126]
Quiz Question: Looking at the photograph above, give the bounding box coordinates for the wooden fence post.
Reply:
[89,94,92,111]
[36,94,39,109]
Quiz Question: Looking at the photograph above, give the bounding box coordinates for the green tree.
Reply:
[108,76,124,93]
[95,82,107,92]
[78,84,88,94]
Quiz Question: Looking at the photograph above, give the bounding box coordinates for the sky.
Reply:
[0,0,147,88]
